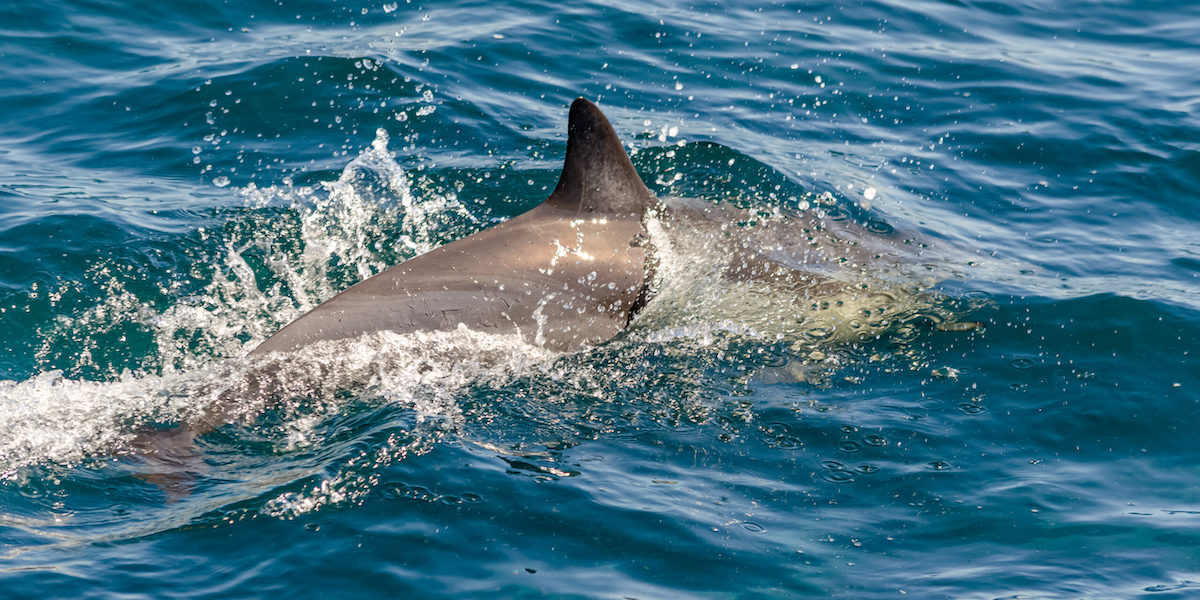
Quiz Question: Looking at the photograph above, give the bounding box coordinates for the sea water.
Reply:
[2,1,1199,598]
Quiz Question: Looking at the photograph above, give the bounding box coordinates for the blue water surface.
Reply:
[2,1,1199,598]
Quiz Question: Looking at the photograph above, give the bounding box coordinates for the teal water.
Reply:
[3,1,1200,598]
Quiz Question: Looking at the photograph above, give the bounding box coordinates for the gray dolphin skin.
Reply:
[250,97,655,356]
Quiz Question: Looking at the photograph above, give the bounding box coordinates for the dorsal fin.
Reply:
[545,98,655,216]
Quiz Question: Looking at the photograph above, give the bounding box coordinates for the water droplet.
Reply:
[938,321,983,332]
[741,522,766,533]
[931,367,959,379]
[819,470,856,484]
[866,219,894,235]
[956,402,987,415]
[764,422,792,435]
[804,323,834,341]
[824,205,849,221]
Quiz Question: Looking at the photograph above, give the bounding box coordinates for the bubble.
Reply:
[804,323,835,341]
[741,522,766,533]
[761,422,801,449]
[937,321,983,332]
[931,367,959,379]
[956,402,987,415]
[818,469,856,484]
[1011,357,1035,369]
[823,205,850,221]
[865,219,894,235]
[763,422,792,436]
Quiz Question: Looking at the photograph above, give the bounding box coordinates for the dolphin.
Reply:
[126,98,658,490]
[251,97,655,356]
[126,98,977,499]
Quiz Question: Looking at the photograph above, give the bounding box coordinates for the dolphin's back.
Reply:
[250,98,655,356]
[250,203,647,354]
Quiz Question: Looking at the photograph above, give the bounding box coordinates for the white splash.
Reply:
[252,326,557,518]
[8,128,484,475]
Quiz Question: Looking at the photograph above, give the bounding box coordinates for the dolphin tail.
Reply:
[126,425,208,501]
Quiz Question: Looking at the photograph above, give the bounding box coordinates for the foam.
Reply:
[7,129,483,475]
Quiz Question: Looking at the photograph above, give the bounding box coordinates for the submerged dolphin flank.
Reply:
[251,97,656,356]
